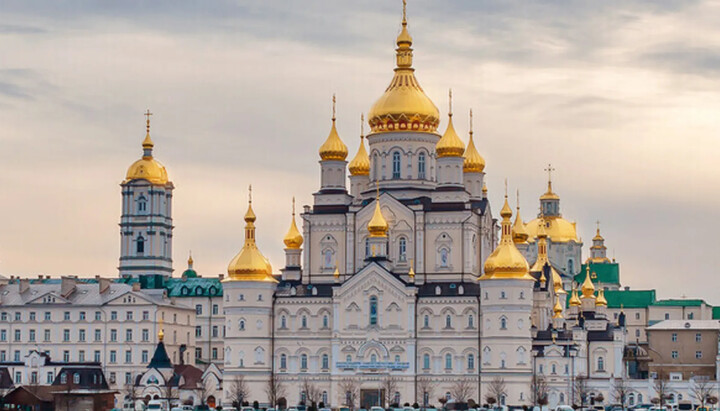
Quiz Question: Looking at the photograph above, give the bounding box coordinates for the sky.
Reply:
[0,0,718,304]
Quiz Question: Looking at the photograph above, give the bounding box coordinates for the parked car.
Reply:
[555,406,574,411]
[370,407,384,411]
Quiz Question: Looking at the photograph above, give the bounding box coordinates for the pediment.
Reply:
[26,291,70,305]
[334,262,414,301]
[356,193,414,236]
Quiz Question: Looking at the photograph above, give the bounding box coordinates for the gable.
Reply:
[334,262,414,301]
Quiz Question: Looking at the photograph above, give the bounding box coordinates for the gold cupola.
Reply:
[125,110,170,185]
[530,216,566,294]
[367,191,389,237]
[463,109,485,172]
[435,90,465,157]
[512,191,529,244]
[596,289,608,307]
[348,114,371,176]
[283,197,303,250]
[480,191,534,281]
[569,286,582,307]
[367,1,439,134]
[227,187,276,282]
[552,295,564,319]
[580,264,595,299]
[319,95,348,161]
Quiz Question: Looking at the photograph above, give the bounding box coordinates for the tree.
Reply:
[301,378,322,410]
[196,376,213,406]
[123,382,142,409]
[573,376,590,408]
[416,378,436,410]
[690,379,714,409]
[265,374,287,409]
[228,376,250,408]
[611,379,630,410]
[164,381,180,408]
[530,375,549,406]
[653,374,670,407]
[382,376,399,407]
[338,379,359,410]
[486,377,506,406]
[450,379,474,404]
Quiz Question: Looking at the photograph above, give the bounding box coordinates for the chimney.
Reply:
[60,276,77,298]
[98,278,111,294]
[219,274,224,281]
[19,278,30,294]
[132,282,141,292]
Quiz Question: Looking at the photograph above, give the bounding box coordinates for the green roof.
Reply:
[652,299,706,307]
[165,277,222,297]
[575,262,620,286]
[713,307,720,320]
[602,289,656,308]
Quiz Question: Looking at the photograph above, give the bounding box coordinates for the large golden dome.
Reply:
[125,117,169,185]
[436,93,465,157]
[367,4,439,134]
[227,190,276,282]
[525,216,578,243]
[480,196,534,281]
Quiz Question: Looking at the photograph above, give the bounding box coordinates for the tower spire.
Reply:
[142,109,154,157]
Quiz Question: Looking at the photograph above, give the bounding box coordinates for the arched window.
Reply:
[638,394,643,403]
[392,151,401,179]
[398,237,407,261]
[568,259,574,275]
[239,320,245,331]
[468,315,474,328]
[500,290,507,299]
[300,354,308,370]
[423,315,429,328]
[445,353,452,369]
[324,249,333,268]
[517,347,526,364]
[369,296,378,326]
[280,354,287,370]
[629,394,635,406]
[137,196,147,213]
[467,354,475,370]
[346,354,352,362]
[440,248,449,267]
[423,354,430,369]
[370,354,377,363]
[373,154,379,181]
[597,356,605,371]
[551,363,557,374]
[323,391,328,405]
[445,315,452,328]
[322,354,329,370]
[136,236,145,254]
[322,315,329,328]
[394,355,400,363]
[560,393,565,404]
[73,373,80,384]
[60,373,67,384]
[281,316,287,329]
[418,152,426,179]
[301,315,308,328]
[500,317,507,330]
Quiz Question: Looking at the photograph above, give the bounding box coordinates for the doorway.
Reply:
[361,389,385,409]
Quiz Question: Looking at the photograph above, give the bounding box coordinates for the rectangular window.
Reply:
[695,351,702,359]
[94,351,101,362]
[111,311,117,321]
[195,348,202,359]
[64,311,70,321]
[109,351,117,363]
[212,348,218,360]
[15,312,21,321]
[14,372,21,384]
[0,313,6,321]
[126,311,133,321]
[46,372,54,384]
[695,333,702,342]
[125,350,132,363]
[63,351,69,362]
[142,311,149,321]
[671,351,679,359]
[79,350,85,362]
[0,351,5,361]
[125,372,132,384]
[44,329,50,341]
[29,329,35,342]
[126,329,133,342]
[14,329,21,342]
[196,305,202,315]
[79,329,86,342]
[635,312,640,320]
[63,329,70,342]
[14,350,20,362]
[671,333,677,342]
[212,326,218,338]
[79,311,86,321]
[142,329,149,342]
[0,330,5,342]
[196,325,202,337]
[212,304,219,315]
[142,350,149,363]
[44,312,51,321]
[109,372,116,384]
[30,371,38,384]
[29,312,36,321]
[94,329,101,341]
[110,329,117,342]
[95,311,102,321]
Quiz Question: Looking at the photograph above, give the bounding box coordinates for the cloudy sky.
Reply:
[1,0,718,304]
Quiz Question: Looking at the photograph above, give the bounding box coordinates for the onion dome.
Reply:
[436,90,465,157]
[512,194,529,244]
[463,109,485,172]
[283,198,303,249]
[480,194,534,281]
[580,264,595,299]
[596,289,608,307]
[367,2,439,134]
[552,295,564,319]
[408,262,415,280]
[569,286,582,307]
[348,114,371,176]
[525,217,578,243]
[319,95,348,161]
[367,192,389,237]
[182,253,198,278]
[227,187,276,282]
[333,266,340,280]
[125,110,169,185]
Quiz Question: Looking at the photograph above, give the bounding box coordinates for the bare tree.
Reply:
[574,375,590,407]
[338,379,360,410]
[382,376,399,407]
[266,374,287,408]
[302,378,323,408]
[417,378,436,409]
[690,379,714,409]
[164,381,180,408]
[486,377,506,406]
[450,379,474,404]
[196,377,213,406]
[612,378,630,410]
[228,375,250,408]
[530,375,549,406]
[653,374,670,407]
[123,382,142,408]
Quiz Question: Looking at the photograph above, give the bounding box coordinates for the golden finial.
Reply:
[188,251,193,268]
[144,109,153,133]
[361,113,365,138]
[402,0,407,24]
[332,93,336,121]
[333,265,340,279]
[545,163,554,186]
[469,108,473,134]
[553,295,564,319]
[408,258,415,279]
[142,109,154,152]
[158,317,164,342]
[504,178,508,197]
[283,196,303,249]
[448,89,453,117]
[248,184,252,204]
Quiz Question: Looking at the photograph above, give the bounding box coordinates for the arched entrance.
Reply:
[207,396,216,408]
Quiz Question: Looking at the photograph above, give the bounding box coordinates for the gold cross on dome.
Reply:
[544,163,555,184]
[144,109,153,132]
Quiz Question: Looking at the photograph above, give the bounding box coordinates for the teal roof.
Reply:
[652,299,706,307]
[713,307,720,319]
[603,289,656,309]
[181,268,198,278]
[575,262,620,286]
[165,277,222,298]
